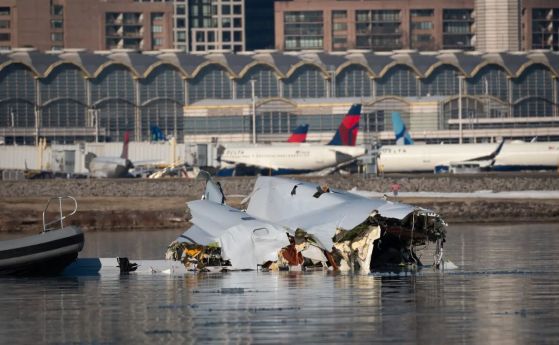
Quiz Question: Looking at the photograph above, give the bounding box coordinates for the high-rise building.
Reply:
[0,0,174,51]
[275,0,476,52]
[0,0,248,52]
[245,0,274,51]
[189,0,245,52]
[274,0,559,53]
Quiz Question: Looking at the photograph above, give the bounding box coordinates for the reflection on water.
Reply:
[1,224,559,344]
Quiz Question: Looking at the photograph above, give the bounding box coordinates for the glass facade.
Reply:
[376,65,418,97]
[421,65,460,96]
[284,65,326,99]
[1,52,558,143]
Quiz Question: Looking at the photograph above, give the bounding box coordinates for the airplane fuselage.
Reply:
[378,142,559,173]
[88,157,132,178]
[220,144,366,172]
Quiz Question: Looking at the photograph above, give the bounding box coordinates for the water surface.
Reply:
[1,224,558,344]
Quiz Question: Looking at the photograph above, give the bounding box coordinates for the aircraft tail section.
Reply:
[287,124,309,143]
[151,126,165,141]
[327,104,361,146]
[120,131,130,159]
[392,112,414,145]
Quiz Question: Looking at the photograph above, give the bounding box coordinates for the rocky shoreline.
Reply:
[1,173,558,232]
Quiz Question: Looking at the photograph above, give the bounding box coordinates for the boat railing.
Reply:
[42,196,78,233]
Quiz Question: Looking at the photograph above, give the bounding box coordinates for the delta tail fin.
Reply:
[327,104,361,146]
[392,112,414,145]
[287,124,309,143]
[120,131,130,159]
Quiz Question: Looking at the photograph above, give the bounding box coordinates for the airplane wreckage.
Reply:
[165,175,449,273]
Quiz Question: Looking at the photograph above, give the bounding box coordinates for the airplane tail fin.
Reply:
[198,170,226,204]
[120,131,130,159]
[392,112,414,145]
[287,124,309,143]
[327,104,361,146]
[151,126,165,141]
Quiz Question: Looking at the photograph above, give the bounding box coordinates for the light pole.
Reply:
[93,108,99,143]
[250,79,256,145]
[458,76,464,144]
[10,107,15,146]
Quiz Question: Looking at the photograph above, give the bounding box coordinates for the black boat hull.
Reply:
[0,226,84,276]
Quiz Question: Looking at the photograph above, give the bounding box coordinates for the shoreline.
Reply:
[1,174,558,232]
[2,195,558,233]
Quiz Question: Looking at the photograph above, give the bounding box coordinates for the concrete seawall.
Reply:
[2,173,559,198]
[1,173,558,232]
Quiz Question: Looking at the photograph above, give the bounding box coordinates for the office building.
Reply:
[0,0,247,52]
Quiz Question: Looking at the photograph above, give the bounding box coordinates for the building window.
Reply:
[152,38,163,47]
[412,22,433,30]
[442,9,473,49]
[51,4,63,16]
[233,5,242,15]
[411,9,434,17]
[152,25,162,33]
[51,19,63,29]
[51,32,63,42]
[284,11,323,50]
[355,10,401,50]
[531,8,559,50]
[0,7,10,16]
[223,31,231,42]
[233,18,242,27]
[0,20,9,29]
[222,18,231,28]
[152,12,164,20]
[177,18,186,28]
[222,5,231,15]
[332,11,347,19]
[177,31,186,42]
[333,23,347,31]
[176,6,186,16]
[51,45,64,51]
[0,33,10,41]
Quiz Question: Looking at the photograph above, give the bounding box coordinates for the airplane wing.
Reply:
[434,140,505,172]
[463,140,505,162]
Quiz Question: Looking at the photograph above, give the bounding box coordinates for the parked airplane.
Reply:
[85,132,133,178]
[218,104,365,176]
[379,113,559,173]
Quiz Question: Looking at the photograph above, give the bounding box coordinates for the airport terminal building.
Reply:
[0,48,558,146]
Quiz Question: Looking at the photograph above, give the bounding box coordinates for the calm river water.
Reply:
[1,223,559,344]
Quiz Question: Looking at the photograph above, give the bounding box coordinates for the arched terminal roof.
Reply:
[1,49,557,79]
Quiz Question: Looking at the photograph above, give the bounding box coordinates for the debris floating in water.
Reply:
[167,174,448,274]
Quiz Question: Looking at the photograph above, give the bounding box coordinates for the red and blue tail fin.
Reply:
[287,124,309,143]
[120,131,130,159]
[327,104,361,146]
